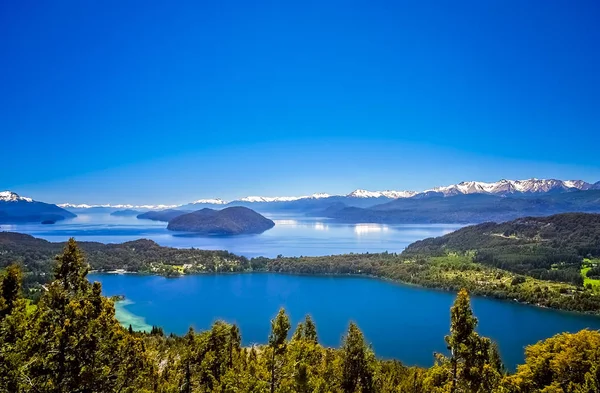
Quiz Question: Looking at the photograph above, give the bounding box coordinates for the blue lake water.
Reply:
[6,213,599,370]
[0,212,463,257]
[90,273,600,371]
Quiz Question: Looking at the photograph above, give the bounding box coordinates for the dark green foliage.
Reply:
[406,213,600,285]
[587,266,600,279]
[0,241,598,392]
[0,264,22,318]
[341,322,375,393]
[167,206,275,235]
[0,232,250,292]
[4,220,600,314]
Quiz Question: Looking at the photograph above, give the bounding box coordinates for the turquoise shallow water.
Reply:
[89,273,600,370]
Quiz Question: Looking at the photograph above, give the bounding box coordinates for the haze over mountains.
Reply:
[0,191,75,224]
[2,178,600,224]
[53,178,600,210]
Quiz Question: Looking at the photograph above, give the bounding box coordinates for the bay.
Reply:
[90,272,600,371]
[0,212,463,257]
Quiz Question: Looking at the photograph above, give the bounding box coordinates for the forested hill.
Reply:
[405,213,600,256]
[4,213,600,313]
[404,213,600,284]
[0,232,249,282]
[3,241,599,392]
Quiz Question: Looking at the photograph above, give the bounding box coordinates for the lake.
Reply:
[89,272,600,370]
[0,212,463,257]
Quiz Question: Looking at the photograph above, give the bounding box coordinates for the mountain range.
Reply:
[55,178,600,212]
[2,178,600,224]
[0,191,76,224]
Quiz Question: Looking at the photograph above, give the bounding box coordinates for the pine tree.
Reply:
[442,289,503,393]
[21,238,151,392]
[0,264,28,392]
[341,322,375,393]
[304,315,318,344]
[268,308,290,393]
[0,264,23,319]
[228,324,241,367]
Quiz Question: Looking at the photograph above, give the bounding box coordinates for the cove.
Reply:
[89,272,600,370]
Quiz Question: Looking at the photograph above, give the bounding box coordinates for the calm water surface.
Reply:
[89,273,600,370]
[9,213,598,370]
[0,213,463,257]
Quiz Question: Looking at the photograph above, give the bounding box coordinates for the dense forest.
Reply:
[405,213,600,286]
[3,213,600,314]
[2,240,600,392]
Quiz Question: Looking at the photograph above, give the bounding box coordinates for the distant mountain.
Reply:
[0,191,76,224]
[59,203,179,211]
[110,209,142,217]
[325,190,600,224]
[167,206,275,235]
[137,209,190,222]
[55,178,600,215]
[424,179,595,197]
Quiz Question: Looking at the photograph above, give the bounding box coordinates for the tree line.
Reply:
[3,230,600,314]
[1,239,600,392]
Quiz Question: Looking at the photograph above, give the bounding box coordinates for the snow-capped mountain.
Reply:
[346,189,417,199]
[425,178,594,197]
[0,191,33,203]
[238,193,331,203]
[58,203,179,210]
[1,191,76,223]
[53,178,600,210]
[189,198,227,205]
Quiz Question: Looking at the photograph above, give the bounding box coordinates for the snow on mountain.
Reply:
[0,191,33,203]
[53,178,599,208]
[238,193,331,203]
[346,189,417,199]
[190,198,226,205]
[309,193,332,199]
[426,178,593,196]
[58,203,179,210]
[239,196,302,203]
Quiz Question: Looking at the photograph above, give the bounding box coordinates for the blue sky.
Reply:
[1,1,599,204]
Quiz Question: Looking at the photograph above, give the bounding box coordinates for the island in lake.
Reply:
[167,206,275,235]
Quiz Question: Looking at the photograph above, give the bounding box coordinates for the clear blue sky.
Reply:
[1,0,599,204]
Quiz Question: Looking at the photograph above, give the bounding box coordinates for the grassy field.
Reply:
[582,259,600,293]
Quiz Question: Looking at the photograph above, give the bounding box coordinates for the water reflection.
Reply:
[313,222,328,231]
[4,213,465,258]
[273,219,329,231]
[354,224,389,235]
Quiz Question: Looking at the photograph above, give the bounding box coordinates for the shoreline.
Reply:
[88,270,600,318]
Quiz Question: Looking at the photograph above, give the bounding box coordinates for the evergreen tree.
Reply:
[0,264,23,319]
[341,322,375,393]
[304,314,318,344]
[0,264,28,392]
[427,288,503,393]
[228,324,241,367]
[20,238,151,393]
[292,321,305,341]
[268,308,291,393]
